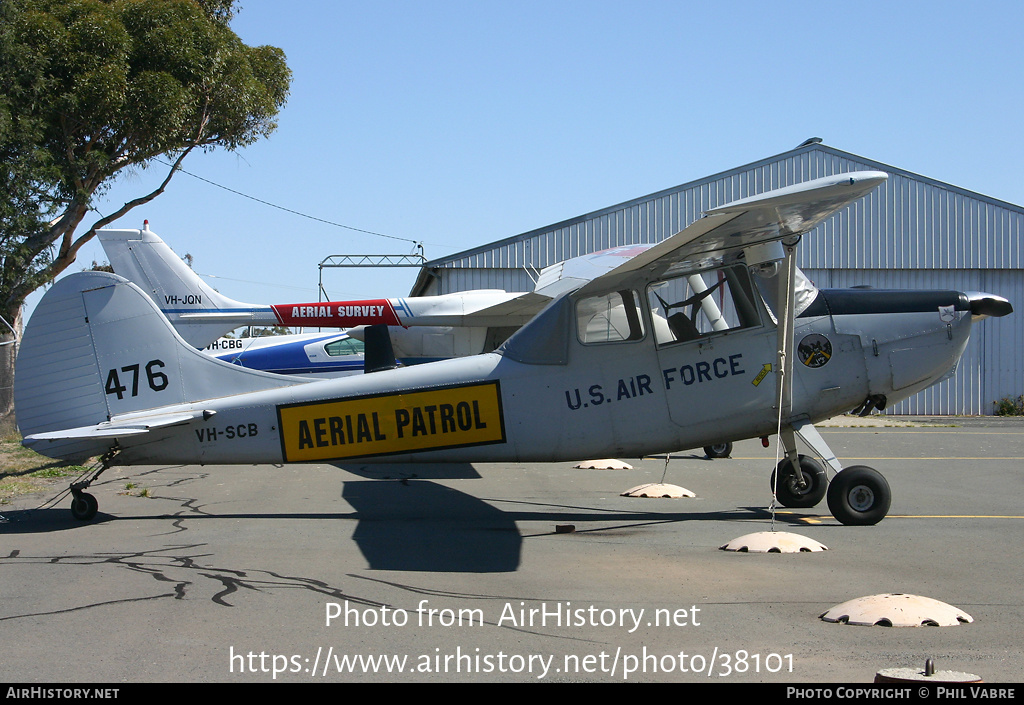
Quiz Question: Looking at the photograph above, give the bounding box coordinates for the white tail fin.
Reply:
[98,227,269,348]
[14,271,303,461]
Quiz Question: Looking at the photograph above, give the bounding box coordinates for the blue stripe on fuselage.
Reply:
[214,335,362,374]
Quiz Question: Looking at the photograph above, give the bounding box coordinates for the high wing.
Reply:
[283,173,885,327]
[576,172,888,296]
[568,171,889,484]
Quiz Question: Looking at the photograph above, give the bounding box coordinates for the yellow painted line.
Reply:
[889,515,1024,519]
[731,457,1023,461]
[822,429,1024,434]
[790,514,1024,523]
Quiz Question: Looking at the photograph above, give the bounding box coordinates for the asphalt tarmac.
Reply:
[2,417,1022,683]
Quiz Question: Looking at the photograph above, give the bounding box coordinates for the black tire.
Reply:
[826,466,891,526]
[70,492,98,521]
[704,442,733,459]
[770,455,827,508]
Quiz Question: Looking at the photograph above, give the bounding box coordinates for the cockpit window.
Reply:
[576,290,646,344]
[647,265,762,345]
[324,338,365,356]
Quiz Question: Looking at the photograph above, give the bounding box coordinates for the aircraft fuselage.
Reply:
[109,286,972,467]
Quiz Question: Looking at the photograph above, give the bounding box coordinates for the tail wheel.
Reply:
[704,442,733,459]
[70,491,98,521]
[770,455,827,508]
[826,465,891,526]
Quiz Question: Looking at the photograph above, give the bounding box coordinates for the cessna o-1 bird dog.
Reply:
[14,172,1012,526]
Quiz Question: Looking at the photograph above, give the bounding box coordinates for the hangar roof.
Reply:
[411,141,1024,296]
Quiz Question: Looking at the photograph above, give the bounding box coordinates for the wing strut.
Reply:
[770,237,844,521]
[771,238,802,512]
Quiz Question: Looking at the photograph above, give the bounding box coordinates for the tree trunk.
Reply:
[0,305,22,437]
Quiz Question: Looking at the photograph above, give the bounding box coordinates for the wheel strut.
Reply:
[68,446,120,521]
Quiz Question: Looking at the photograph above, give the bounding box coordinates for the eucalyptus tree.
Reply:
[0,0,291,424]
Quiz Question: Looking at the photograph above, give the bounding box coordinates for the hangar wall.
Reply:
[412,142,1023,415]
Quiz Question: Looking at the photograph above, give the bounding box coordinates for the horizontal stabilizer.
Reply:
[23,409,213,443]
[177,310,274,324]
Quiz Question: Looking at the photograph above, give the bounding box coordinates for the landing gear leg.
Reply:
[68,446,119,521]
[767,239,891,525]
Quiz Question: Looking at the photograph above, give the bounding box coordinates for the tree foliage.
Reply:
[0,0,291,420]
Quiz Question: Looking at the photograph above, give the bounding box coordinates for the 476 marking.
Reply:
[105,359,169,400]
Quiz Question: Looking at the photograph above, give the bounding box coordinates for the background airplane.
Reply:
[19,172,1011,527]
[98,227,658,372]
[206,330,366,377]
[97,226,588,344]
[97,228,655,368]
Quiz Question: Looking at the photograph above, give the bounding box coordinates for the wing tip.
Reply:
[708,170,888,215]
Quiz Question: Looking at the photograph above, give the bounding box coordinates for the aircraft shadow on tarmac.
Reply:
[343,480,519,572]
[1,478,819,573]
[329,461,483,480]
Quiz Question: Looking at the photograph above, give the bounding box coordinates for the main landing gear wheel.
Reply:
[770,455,827,508]
[70,491,98,521]
[826,465,891,526]
[704,442,733,459]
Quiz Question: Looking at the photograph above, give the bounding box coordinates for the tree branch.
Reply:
[67,144,198,266]
[11,146,196,305]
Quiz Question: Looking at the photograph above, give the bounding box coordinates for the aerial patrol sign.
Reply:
[276,381,506,462]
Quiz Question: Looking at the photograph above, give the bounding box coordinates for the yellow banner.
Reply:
[277,381,505,462]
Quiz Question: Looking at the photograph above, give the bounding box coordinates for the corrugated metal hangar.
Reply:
[410,140,1022,415]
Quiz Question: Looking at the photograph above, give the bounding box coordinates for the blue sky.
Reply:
[51,0,1024,314]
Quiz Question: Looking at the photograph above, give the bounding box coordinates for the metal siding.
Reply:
[433,146,1024,273]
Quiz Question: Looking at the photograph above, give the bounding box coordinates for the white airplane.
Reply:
[15,172,1012,527]
[97,227,648,372]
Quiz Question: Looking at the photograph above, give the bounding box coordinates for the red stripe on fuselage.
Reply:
[271,299,401,327]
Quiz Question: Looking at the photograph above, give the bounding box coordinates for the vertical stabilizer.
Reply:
[98,227,269,348]
[14,271,303,461]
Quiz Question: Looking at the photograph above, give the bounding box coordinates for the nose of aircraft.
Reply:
[966,292,1013,320]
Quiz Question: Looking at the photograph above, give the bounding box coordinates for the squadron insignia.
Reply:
[798,333,832,368]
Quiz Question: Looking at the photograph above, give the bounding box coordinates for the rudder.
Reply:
[98,227,261,348]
